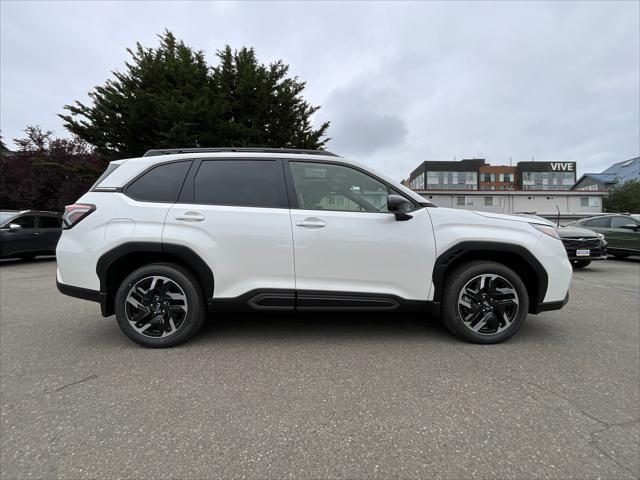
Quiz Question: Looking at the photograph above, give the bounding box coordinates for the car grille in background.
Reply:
[561,237,603,258]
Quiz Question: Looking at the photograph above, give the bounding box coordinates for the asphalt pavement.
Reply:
[1,257,639,479]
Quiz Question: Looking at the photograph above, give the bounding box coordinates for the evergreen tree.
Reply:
[604,179,640,213]
[60,31,329,158]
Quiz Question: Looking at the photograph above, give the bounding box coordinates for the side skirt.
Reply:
[209,289,429,312]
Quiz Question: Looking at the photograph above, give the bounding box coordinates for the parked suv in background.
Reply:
[0,210,62,260]
[56,148,572,347]
[515,214,607,268]
[568,215,640,259]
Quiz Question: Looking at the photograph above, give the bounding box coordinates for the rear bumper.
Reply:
[56,280,110,316]
[530,292,569,314]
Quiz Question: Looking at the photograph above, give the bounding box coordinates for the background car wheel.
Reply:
[441,260,529,344]
[571,260,591,268]
[114,263,206,348]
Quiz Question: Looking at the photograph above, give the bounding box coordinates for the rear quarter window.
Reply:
[125,161,191,203]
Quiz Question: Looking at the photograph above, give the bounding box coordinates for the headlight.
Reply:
[531,223,560,240]
[597,233,605,240]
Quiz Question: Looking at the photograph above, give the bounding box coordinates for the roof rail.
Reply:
[143,147,340,158]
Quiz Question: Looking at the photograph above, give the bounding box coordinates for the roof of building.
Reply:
[572,157,639,189]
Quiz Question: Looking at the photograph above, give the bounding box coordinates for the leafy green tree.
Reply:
[604,179,640,213]
[60,31,329,159]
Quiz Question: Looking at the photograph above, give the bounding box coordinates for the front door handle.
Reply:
[296,217,326,229]
[175,212,205,222]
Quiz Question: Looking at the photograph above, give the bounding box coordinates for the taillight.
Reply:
[62,203,96,229]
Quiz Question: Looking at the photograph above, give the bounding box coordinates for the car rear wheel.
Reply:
[441,261,529,344]
[114,263,206,348]
[571,260,591,268]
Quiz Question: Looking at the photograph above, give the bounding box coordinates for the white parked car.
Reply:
[56,148,572,347]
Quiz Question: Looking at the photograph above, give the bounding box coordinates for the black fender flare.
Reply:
[96,241,215,298]
[431,241,548,307]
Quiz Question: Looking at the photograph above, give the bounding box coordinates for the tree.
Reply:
[0,126,105,211]
[60,31,329,158]
[604,179,640,213]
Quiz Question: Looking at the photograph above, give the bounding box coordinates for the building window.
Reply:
[580,197,600,207]
[484,196,494,206]
[456,196,465,206]
[466,196,474,206]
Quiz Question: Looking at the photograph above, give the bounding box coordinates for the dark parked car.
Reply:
[515,214,606,268]
[568,215,640,259]
[0,210,62,260]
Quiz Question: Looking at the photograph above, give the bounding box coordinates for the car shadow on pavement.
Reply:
[0,255,56,266]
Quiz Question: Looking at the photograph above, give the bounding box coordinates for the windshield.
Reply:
[0,212,17,225]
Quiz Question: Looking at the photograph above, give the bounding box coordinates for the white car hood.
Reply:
[472,211,546,225]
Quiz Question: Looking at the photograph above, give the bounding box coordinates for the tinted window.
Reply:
[13,216,36,228]
[584,217,611,228]
[39,216,62,228]
[126,161,191,202]
[611,216,637,228]
[194,160,282,208]
[289,162,395,213]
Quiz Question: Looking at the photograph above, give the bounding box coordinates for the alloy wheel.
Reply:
[457,274,519,336]
[124,276,188,338]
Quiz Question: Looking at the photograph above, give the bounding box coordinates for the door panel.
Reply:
[37,216,62,252]
[164,205,295,298]
[285,160,436,301]
[1,215,39,256]
[163,158,294,299]
[290,208,435,300]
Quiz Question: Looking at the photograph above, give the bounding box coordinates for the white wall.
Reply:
[419,192,604,215]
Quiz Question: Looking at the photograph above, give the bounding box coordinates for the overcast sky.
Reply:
[1,1,638,180]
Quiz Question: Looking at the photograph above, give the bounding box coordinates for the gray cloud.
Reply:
[1,1,638,181]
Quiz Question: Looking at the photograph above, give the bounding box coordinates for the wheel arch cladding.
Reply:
[96,242,214,316]
[432,241,547,314]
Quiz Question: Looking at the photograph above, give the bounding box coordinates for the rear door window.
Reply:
[194,160,285,208]
[125,161,191,203]
[39,216,62,228]
[611,216,637,228]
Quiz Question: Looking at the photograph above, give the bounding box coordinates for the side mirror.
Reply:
[387,194,413,221]
[8,223,22,231]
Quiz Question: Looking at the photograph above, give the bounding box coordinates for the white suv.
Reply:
[56,148,572,347]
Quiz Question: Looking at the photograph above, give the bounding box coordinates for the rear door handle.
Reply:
[296,217,326,229]
[175,212,205,222]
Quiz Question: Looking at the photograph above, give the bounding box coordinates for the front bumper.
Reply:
[530,292,569,314]
[567,254,607,261]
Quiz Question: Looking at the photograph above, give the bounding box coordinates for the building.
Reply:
[406,159,577,192]
[517,161,576,190]
[408,159,484,190]
[478,165,518,190]
[572,157,639,191]
[415,190,608,219]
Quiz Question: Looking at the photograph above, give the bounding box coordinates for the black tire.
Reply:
[441,260,529,344]
[114,263,206,348]
[571,260,591,268]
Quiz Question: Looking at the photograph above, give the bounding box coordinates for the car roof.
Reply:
[100,151,430,205]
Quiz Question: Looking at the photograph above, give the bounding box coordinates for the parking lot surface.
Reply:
[1,258,639,479]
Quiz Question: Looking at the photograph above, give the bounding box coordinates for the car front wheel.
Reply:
[441,261,529,344]
[114,263,206,348]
